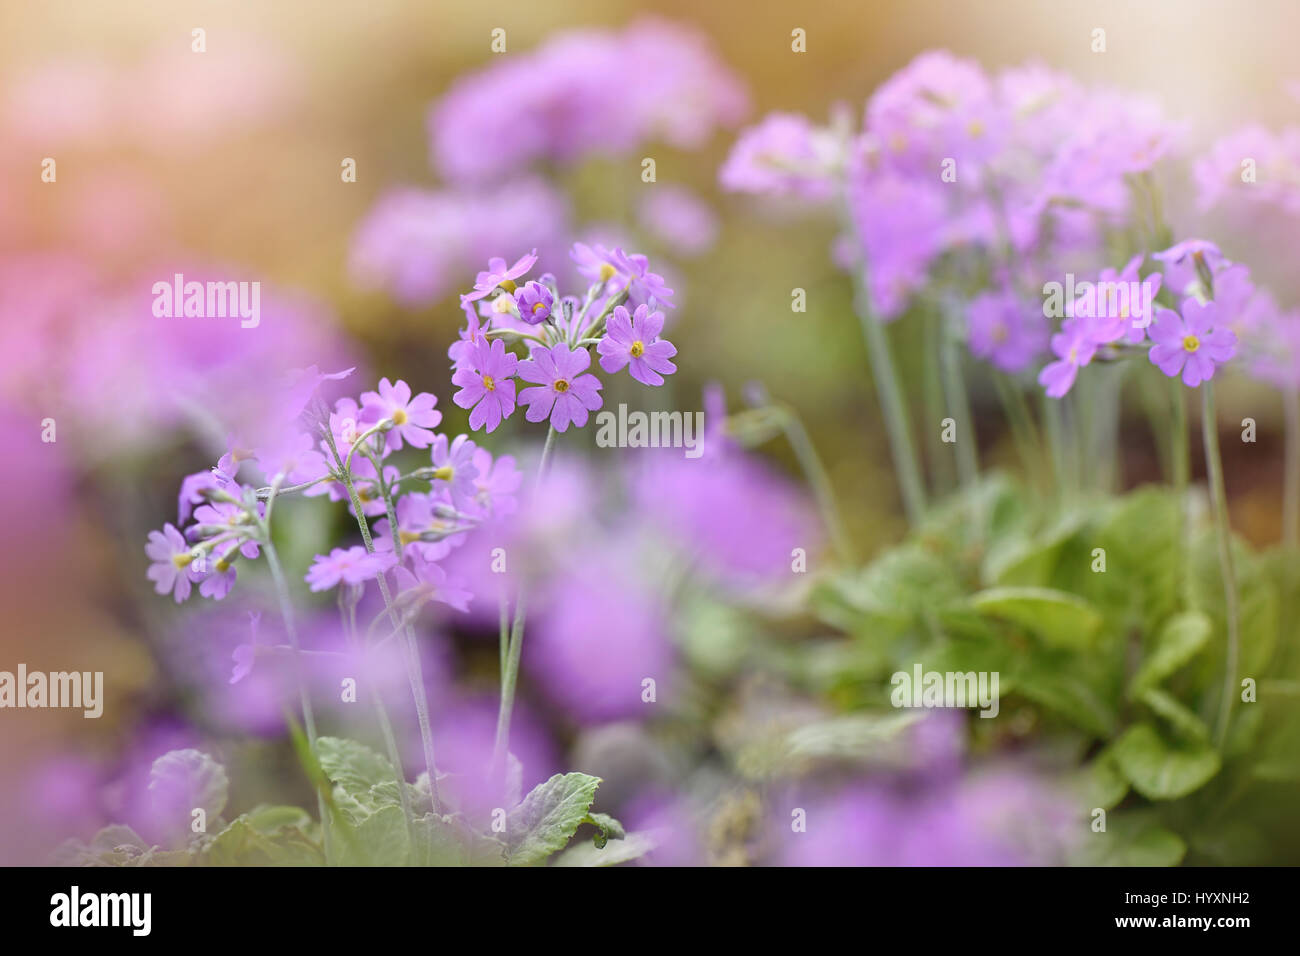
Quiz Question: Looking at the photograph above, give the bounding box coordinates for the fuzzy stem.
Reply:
[1203,383,1241,748]
[259,487,331,858]
[492,425,557,769]
[774,404,856,564]
[1171,381,1194,609]
[1284,386,1300,549]
[939,311,981,508]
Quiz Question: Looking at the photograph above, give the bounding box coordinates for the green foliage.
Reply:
[506,772,602,866]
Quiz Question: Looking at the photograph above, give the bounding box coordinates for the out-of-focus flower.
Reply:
[360,378,441,452]
[1037,319,1098,398]
[637,186,719,255]
[305,546,396,592]
[966,288,1047,373]
[719,112,838,200]
[429,434,480,512]
[428,18,747,184]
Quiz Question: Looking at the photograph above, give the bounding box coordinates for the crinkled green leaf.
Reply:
[506,772,601,866]
[552,830,659,867]
[1138,687,1210,744]
[1073,812,1186,866]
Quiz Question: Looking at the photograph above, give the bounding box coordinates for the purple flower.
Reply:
[374,490,467,561]
[514,280,554,324]
[517,344,604,432]
[1148,299,1237,387]
[597,304,678,385]
[177,468,233,524]
[719,112,837,200]
[469,448,522,518]
[230,643,256,685]
[1153,239,1225,296]
[192,502,260,559]
[1037,319,1097,398]
[637,186,719,255]
[253,430,331,486]
[460,250,538,304]
[1075,255,1162,345]
[966,289,1047,373]
[570,243,675,309]
[145,523,199,603]
[451,336,518,433]
[305,546,396,592]
[197,560,237,600]
[392,551,473,613]
[429,433,480,511]
[359,377,441,452]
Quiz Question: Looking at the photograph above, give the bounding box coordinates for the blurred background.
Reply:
[3,0,1299,864]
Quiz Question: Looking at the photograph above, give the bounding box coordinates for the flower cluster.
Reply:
[145,365,518,616]
[429,17,748,185]
[449,245,678,433]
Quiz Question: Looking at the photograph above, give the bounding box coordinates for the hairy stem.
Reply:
[1203,383,1241,748]
[1285,387,1299,549]
[492,425,557,770]
[775,404,856,564]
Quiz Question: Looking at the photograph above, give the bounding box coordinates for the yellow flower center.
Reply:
[215,558,231,573]
[554,378,570,393]
[498,278,517,294]
[433,466,454,482]
[630,340,645,358]
[532,301,547,315]
[599,263,616,282]
[967,119,985,137]
[482,374,496,391]
[1183,334,1201,353]
[991,323,1008,344]
[1068,346,1079,363]
[391,409,408,425]
[172,553,194,570]
[399,529,421,546]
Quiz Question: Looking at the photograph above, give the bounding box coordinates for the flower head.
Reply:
[966,289,1046,373]
[145,523,200,603]
[460,250,538,304]
[451,336,518,433]
[1148,299,1237,387]
[570,243,675,310]
[305,546,396,592]
[517,344,604,432]
[1037,318,1097,398]
[359,377,441,452]
[597,304,678,385]
[429,433,481,511]
[514,281,555,325]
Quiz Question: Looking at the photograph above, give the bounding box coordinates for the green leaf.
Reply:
[1112,722,1222,800]
[202,818,324,867]
[817,544,963,637]
[506,772,601,866]
[148,749,229,840]
[1138,688,1210,744]
[316,736,405,819]
[1072,749,1129,812]
[583,812,625,849]
[1129,611,1211,698]
[1072,813,1186,866]
[333,804,409,866]
[552,830,659,867]
[969,587,1104,649]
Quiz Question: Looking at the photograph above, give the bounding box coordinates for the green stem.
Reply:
[1171,381,1194,609]
[1284,387,1299,549]
[775,404,856,564]
[993,374,1044,494]
[939,312,980,503]
[923,310,955,497]
[1203,383,1241,748]
[492,425,557,769]
[260,495,331,859]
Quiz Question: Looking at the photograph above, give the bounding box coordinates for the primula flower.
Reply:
[451,336,518,432]
[177,468,233,524]
[719,112,838,200]
[514,281,554,324]
[359,378,441,452]
[1075,255,1162,346]
[429,433,481,511]
[1153,239,1225,296]
[469,448,522,518]
[373,491,467,561]
[517,344,604,432]
[966,289,1046,373]
[1148,299,1237,387]
[305,546,396,592]
[253,430,330,486]
[392,551,472,613]
[191,502,260,559]
[570,243,675,309]
[597,304,678,385]
[145,523,199,603]
[1037,318,1097,398]
[197,560,237,601]
[460,250,538,304]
